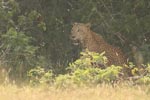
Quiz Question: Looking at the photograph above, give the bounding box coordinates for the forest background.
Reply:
[0,0,150,82]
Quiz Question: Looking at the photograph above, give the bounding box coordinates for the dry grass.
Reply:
[0,84,150,100]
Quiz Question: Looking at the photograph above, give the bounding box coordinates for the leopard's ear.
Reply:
[85,23,91,28]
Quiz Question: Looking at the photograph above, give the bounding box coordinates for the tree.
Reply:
[0,0,45,81]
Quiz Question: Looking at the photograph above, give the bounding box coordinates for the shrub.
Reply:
[55,50,122,88]
[27,50,150,87]
[135,64,150,85]
[27,66,53,86]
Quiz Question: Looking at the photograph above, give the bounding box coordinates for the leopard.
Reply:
[70,22,127,66]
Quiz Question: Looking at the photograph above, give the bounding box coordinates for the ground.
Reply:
[0,85,149,100]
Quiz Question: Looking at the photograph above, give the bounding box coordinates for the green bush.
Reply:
[55,74,73,88]
[135,64,150,85]
[55,50,122,88]
[68,50,108,70]
[27,66,53,86]
[27,50,150,87]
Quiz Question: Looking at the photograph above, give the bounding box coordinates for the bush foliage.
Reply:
[28,50,150,88]
[27,66,53,86]
[28,50,122,88]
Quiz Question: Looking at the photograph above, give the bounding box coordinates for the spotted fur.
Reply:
[71,23,127,66]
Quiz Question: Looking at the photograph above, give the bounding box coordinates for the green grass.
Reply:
[0,84,150,100]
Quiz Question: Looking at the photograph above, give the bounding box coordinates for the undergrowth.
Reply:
[26,50,150,88]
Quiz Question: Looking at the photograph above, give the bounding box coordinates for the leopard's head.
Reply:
[71,23,91,45]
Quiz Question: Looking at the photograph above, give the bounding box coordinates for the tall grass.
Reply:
[0,84,149,100]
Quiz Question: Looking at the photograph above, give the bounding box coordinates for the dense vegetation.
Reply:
[0,0,150,85]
